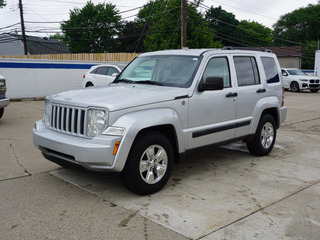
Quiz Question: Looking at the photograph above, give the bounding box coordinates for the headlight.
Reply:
[44,101,52,127]
[87,108,108,137]
[300,79,308,82]
[0,79,5,87]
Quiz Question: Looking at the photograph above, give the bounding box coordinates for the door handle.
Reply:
[226,92,238,98]
[257,88,266,93]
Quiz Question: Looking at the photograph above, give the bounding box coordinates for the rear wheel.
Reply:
[0,108,3,119]
[290,82,300,92]
[247,114,276,156]
[310,89,319,93]
[121,131,174,195]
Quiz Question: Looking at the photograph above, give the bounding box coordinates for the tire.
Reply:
[0,108,3,119]
[86,82,94,87]
[290,82,300,92]
[310,89,319,93]
[247,114,276,156]
[121,131,174,195]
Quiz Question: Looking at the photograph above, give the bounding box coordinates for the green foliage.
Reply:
[205,6,239,46]
[136,0,220,52]
[235,20,273,47]
[115,21,145,52]
[273,3,320,45]
[301,41,319,69]
[61,1,122,53]
[49,33,65,43]
[0,0,6,8]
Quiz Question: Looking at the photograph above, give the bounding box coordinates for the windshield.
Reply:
[287,69,307,76]
[114,55,202,88]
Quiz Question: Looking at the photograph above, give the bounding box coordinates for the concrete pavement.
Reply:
[0,91,320,239]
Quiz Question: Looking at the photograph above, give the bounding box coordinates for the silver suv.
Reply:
[0,75,10,119]
[33,49,287,195]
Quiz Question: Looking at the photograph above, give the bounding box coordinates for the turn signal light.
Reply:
[113,141,121,155]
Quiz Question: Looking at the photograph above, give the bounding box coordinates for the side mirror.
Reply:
[198,76,224,92]
[112,73,119,77]
[282,72,288,76]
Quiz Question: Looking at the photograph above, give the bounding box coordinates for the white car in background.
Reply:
[281,68,320,93]
[82,64,125,88]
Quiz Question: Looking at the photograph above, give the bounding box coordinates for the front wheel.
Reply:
[290,82,300,92]
[247,114,276,156]
[0,108,3,119]
[121,131,174,195]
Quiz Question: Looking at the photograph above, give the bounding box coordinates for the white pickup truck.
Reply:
[33,48,287,195]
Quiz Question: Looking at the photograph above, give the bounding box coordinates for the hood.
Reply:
[288,75,320,80]
[48,84,189,111]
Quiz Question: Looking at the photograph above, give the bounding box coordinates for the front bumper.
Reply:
[33,120,123,172]
[0,97,10,108]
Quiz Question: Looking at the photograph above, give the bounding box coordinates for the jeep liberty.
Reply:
[33,48,287,195]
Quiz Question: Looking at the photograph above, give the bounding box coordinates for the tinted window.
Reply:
[95,67,109,75]
[108,67,119,76]
[234,56,260,86]
[203,57,231,88]
[261,57,279,83]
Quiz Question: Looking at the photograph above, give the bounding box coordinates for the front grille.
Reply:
[50,104,87,136]
[309,84,320,88]
[310,79,320,83]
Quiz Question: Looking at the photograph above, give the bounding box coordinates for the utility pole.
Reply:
[18,0,28,55]
[181,0,187,49]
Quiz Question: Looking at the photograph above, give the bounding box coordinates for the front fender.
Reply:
[110,108,185,172]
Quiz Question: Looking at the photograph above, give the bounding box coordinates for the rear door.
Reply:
[231,55,266,138]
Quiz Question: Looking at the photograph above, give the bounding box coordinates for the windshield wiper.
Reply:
[113,79,134,84]
[135,80,164,86]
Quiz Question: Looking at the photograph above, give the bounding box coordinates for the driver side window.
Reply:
[203,57,231,88]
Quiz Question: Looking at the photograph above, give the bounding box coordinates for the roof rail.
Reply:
[222,46,272,53]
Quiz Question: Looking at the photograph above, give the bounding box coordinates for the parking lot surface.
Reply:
[0,91,320,239]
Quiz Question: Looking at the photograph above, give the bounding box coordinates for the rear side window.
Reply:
[234,56,260,86]
[261,57,280,83]
[95,67,109,75]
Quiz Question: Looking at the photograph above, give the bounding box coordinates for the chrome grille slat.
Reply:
[49,104,86,137]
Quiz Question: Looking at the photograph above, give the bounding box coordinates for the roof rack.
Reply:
[222,46,272,53]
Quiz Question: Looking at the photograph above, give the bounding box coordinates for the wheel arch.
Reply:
[134,125,180,163]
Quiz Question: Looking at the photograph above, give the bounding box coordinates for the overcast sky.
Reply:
[0,0,318,38]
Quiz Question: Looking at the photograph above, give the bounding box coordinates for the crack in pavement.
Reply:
[9,142,31,176]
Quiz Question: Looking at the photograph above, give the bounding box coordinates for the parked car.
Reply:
[282,68,320,93]
[82,64,125,88]
[33,48,287,195]
[0,75,10,119]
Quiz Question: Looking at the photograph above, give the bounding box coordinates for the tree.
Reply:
[115,21,145,52]
[0,0,6,8]
[301,41,318,69]
[205,6,239,46]
[61,1,122,53]
[235,20,273,47]
[49,33,65,43]
[273,3,320,46]
[136,0,220,52]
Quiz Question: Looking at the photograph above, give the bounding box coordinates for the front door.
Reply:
[188,55,237,149]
